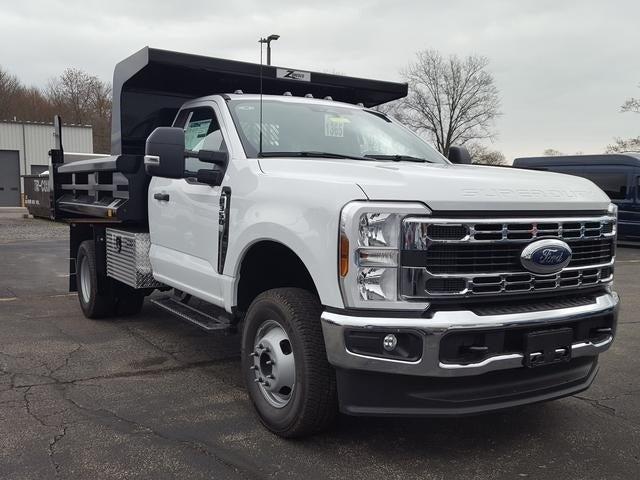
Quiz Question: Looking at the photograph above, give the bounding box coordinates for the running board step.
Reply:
[150,296,235,333]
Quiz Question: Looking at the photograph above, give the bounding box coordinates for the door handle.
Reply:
[153,193,170,201]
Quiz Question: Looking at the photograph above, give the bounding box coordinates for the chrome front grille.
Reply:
[422,217,615,243]
[401,215,616,299]
[402,239,614,274]
[469,266,613,295]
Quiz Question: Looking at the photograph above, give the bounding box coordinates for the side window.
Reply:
[173,107,227,175]
[580,172,629,200]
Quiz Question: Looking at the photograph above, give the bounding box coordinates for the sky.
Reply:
[1,0,638,161]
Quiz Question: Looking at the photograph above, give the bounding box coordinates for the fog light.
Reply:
[383,334,398,351]
[345,330,423,361]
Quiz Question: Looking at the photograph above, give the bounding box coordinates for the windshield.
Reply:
[227,99,447,163]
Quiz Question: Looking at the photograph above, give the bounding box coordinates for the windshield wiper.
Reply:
[363,110,392,122]
[258,151,432,163]
[259,151,372,161]
[364,154,433,163]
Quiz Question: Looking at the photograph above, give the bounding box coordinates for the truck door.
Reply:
[148,104,228,306]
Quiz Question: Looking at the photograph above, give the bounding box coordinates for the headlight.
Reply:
[339,201,430,310]
[608,202,618,218]
[359,213,400,247]
[357,267,398,301]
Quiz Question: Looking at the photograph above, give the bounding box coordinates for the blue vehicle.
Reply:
[513,154,640,244]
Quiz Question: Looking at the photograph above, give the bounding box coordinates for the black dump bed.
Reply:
[112,47,408,156]
[52,46,408,223]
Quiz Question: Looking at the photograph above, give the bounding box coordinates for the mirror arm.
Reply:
[184,149,198,158]
[184,149,228,166]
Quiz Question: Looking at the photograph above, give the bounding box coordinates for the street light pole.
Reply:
[259,34,280,65]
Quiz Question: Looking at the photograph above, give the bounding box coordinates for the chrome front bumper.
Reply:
[321,291,619,378]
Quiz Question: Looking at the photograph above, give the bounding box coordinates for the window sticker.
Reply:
[324,114,349,137]
[185,119,212,150]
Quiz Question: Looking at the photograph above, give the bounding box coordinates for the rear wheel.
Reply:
[76,241,145,318]
[76,240,116,318]
[241,288,337,438]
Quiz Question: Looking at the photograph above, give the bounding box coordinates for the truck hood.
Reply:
[257,158,611,212]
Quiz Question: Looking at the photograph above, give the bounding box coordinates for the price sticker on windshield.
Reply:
[325,115,348,137]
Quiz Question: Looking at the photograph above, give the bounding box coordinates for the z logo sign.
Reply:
[276,68,311,82]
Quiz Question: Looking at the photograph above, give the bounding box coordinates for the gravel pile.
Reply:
[0,218,68,244]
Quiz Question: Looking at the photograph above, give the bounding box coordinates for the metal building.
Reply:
[0,120,93,207]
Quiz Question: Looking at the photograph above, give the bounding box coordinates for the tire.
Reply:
[76,240,116,319]
[241,288,337,438]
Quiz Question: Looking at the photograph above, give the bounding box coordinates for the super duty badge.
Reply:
[276,68,311,82]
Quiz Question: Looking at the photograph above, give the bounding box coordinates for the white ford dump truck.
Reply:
[49,47,619,437]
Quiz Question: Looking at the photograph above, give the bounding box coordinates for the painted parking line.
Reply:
[0,293,76,300]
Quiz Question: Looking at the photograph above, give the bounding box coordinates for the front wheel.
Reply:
[241,288,337,438]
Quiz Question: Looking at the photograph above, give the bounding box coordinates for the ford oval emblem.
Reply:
[520,239,572,274]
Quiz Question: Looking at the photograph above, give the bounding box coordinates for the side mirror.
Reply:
[196,169,223,186]
[448,146,472,165]
[144,127,185,178]
[196,149,228,167]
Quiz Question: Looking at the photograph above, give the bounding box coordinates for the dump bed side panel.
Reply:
[51,152,149,224]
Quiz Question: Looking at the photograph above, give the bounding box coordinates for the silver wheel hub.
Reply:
[79,256,91,303]
[250,320,295,408]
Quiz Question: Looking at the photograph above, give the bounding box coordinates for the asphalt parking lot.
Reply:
[1,218,639,479]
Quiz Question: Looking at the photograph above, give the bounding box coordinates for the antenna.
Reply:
[258,39,264,157]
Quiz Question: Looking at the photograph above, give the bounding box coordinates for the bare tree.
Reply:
[605,137,640,153]
[0,66,56,122]
[46,68,112,153]
[15,86,56,122]
[543,148,564,156]
[467,143,506,165]
[46,68,102,124]
[400,50,500,156]
[0,66,22,119]
[0,65,112,152]
[603,83,640,153]
[621,83,640,114]
[89,80,113,154]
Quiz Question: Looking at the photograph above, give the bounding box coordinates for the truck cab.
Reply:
[50,47,619,438]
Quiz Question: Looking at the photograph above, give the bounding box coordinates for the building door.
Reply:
[0,150,21,207]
